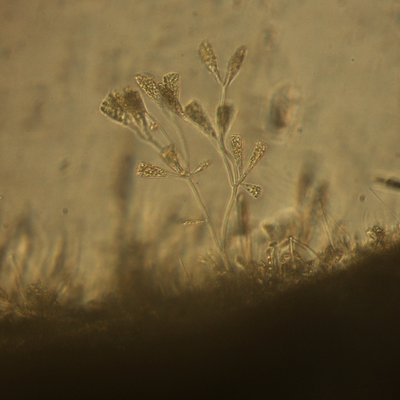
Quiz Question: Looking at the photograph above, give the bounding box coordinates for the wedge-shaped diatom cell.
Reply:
[119,88,146,114]
[192,160,211,174]
[216,103,235,136]
[162,72,180,98]
[99,90,132,126]
[100,88,148,128]
[136,162,168,177]
[247,141,267,173]
[120,88,147,124]
[185,100,217,138]
[161,144,185,174]
[224,45,247,87]
[242,183,262,199]
[136,72,184,116]
[198,40,221,83]
[158,80,185,116]
[230,134,243,168]
[135,74,161,102]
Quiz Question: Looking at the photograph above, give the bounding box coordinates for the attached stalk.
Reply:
[217,83,242,253]
[133,114,229,267]
[186,176,229,267]
[217,141,235,186]
[220,84,227,106]
[221,183,239,250]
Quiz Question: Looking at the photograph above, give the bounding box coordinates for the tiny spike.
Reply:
[246,141,267,174]
[224,45,247,87]
[185,100,217,138]
[135,74,161,102]
[192,160,211,174]
[242,183,262,199]
[198,40,221,83]
[216,103,235,136]
[136,162,168,178]
[230,134,243,169]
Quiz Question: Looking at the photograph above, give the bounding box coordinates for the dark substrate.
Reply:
[1,246,400,399]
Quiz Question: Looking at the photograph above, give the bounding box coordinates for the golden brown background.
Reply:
[1,0,399,300]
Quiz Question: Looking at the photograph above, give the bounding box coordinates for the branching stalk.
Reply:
[186,176,228,267]
[221,183,239,250]
[100,40,260,271]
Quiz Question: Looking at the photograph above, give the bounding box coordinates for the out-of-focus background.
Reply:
[1,0,399,301]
